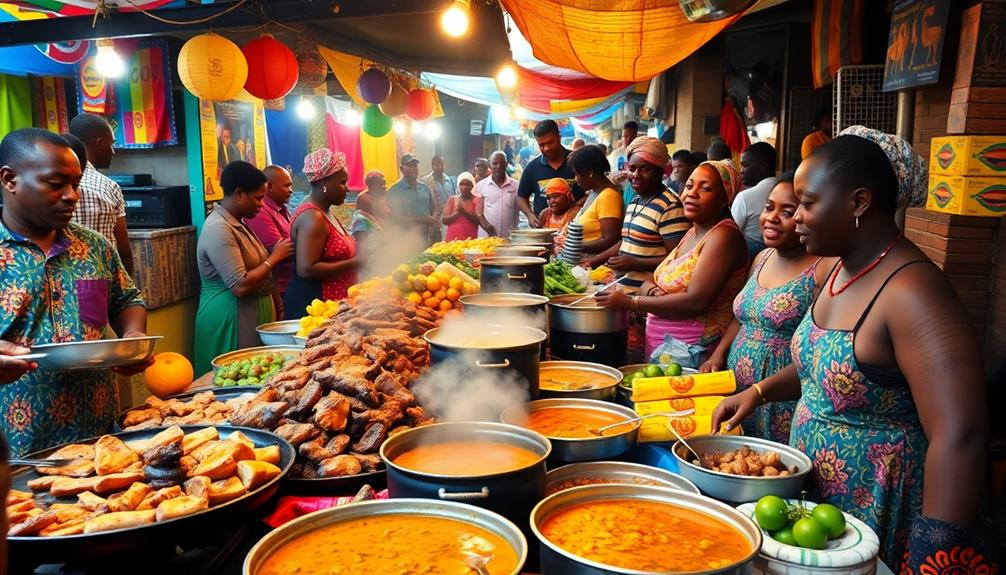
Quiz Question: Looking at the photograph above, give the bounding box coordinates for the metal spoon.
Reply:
[544,377,592,390]
[663,419,703,462]
[10,458,78,468]
[567,276,626,306]
[588,409,696,436]
[464,552,493,575]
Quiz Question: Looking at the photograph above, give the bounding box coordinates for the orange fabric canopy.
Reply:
[500,0,742,82]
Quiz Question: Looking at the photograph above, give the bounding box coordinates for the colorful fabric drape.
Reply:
[317,46,372,108]
[324,115,365,190]
[360,130,398,190]
[4,0,180,16]
[516,66,633,113]
[811,0,863,88]
[0,4,90,65]
[108,38,176,147]
[264,106,308,175]
[719,99,750,159]
[500,0,744,81]
[0,74,32,139]
[32,76,68,133]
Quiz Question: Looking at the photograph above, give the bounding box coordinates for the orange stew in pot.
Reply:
[392,442,541,476]
[525,407,634,438]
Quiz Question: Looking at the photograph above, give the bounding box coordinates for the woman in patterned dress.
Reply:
[284,149,359,317]
[701,172,834,443]
[713,128,996,572]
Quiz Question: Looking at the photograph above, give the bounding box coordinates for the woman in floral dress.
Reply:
[700,172,834,443]
[713,128,996,572]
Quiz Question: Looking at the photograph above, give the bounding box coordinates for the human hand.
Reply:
[607,255,635,272]
[699,355,725,373]
[527,213,541,228]
[594,289,631,311]
[485,225,497,237]
[0,340,36,384]
[710,387,760,433]
[272,238,294,261]
[112,331,155,375]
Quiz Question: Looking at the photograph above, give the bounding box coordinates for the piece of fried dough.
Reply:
[154,495,208,522]
[82,510,156,534]
[252,445,280,465]
[207,477,246,506]
[236,460,281,491]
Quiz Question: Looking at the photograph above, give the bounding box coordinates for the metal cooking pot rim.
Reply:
[480,256,548,265]
[501,399,639,442]
[423,326,547,350]
[459,293,550,306]
[671,435,813,480]
[539,361,622,392]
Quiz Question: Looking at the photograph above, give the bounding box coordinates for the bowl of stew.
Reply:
[501,398,639,462]
[244,498,527,575]
[531,484,761,575]
[539,361,623,401]
[546,461,700,497]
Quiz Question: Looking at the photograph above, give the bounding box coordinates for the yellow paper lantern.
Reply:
[177,33,248,101]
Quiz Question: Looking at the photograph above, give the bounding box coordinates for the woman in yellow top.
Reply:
[801,107,832,159]
[568,144,623,259]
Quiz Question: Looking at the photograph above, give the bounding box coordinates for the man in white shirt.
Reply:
[732,142,777,260]
[477,151,519,238]
[69,113,133,275]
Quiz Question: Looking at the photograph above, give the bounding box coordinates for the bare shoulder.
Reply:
[883,257,966,324]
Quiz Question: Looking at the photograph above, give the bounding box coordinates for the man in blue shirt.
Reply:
[516,120,584,228]
[388,153,439,247]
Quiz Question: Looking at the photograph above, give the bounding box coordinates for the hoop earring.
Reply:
[855,216,859,229]
[322,185,327,195]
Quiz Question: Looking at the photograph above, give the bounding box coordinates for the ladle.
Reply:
[588,409,695,436]
[464,552,493,575]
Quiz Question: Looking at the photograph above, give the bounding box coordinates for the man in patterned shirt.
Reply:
[0,128,149,456]
[69,113,133,276]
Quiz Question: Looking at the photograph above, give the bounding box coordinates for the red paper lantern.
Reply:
[295,49,328,90]
[406,88,435,121]
[242,35,298,101]
[358,67,392,105]
[379,84,408,117]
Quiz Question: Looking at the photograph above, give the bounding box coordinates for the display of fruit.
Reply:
[753,497,848,550]
[296,298,343,337]
[622,361,684,388]
[144,352,195,398]
[426,237,504,257]
[213,352,289,387]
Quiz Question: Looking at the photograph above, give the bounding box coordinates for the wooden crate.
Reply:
[127,226,198,309]
[949,2,1006,134]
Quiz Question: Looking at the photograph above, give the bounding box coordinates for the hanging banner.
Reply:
[32,76,68,133]
[882,0,949,92]
[77,56,107,113]
[199,92,267,202]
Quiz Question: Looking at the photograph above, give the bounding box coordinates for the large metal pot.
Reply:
[539,360,622,400]
[548,295,628,367]
[545,461,700,496]
[531,484,762,575]
[501,398,638,462]
[424,325,547,400]
[480,256,547,295]
[243,498,528,575]
[459,293,549,331]
[495,244,550,259]
[510,228,559,243]
[381,422,550,534]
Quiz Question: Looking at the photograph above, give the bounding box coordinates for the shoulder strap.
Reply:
[852,260,931,332]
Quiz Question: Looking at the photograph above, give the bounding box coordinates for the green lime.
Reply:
[663,363,683,377]
[754,496,790,531]
[643,364,663,378]
[793,517,829,549]
[811,504,846,539]
[772,523,797,546]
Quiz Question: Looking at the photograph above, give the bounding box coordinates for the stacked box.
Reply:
[127,226,199,309]
[926,175,1006,217]
[929,135,1006,177]
[928,136,1006,217]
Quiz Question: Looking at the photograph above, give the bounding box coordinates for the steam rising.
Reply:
[359,226,427,279]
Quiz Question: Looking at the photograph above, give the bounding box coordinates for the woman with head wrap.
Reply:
[538,177,579,255]
[194,161,294,373]
[352,169,390,251]
[713,128,996,571]
[441,172,491,240]
[284,148,359,317]
[597,158,748,362]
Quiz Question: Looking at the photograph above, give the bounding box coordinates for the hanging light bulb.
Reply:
[394,120,406,135]
[496,63,517,90]
[296,97,317,120]
[514,107,528,120]
[412,122,425,136]
[425,123,442,140]
[344,108,361,126]
[95,38,125,78]
[441,0,470,38]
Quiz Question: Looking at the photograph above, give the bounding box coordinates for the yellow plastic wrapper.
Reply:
[631,371,736,402]
[635,396,726,416]
[638,414,742,443]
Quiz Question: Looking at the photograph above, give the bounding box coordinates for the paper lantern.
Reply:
[296,49,328,90]
[406,88,435,121]
[177,33,248,101]
[379,84,408,117]
[362,105,392,137]
[242,35,298,101]
[358,67,391,104]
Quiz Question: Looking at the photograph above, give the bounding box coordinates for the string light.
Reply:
[343,108,361,126]
[441,0,470,38]
[425,123,442,140]
[394,120,406,135]
[95,38,125,78]
[496,63,517,89]
[296,97,316,120]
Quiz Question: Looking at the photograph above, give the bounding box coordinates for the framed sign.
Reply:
[470,119,484,136]
[199,93,267,202]
[883,0,950,92]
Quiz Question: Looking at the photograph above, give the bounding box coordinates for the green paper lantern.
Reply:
[362,105,392,137]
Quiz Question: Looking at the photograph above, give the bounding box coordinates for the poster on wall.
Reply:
[199,93,267,202]
[882,0,949,92]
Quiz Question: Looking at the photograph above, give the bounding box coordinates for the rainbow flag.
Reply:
[32,76,68,133]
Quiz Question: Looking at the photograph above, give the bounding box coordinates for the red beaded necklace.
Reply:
[828,232,903,296]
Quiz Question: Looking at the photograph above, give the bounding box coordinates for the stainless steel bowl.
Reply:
[211,345,303,372]
[539,361,622,400]
[292,335,307,346]
[501,398,638,462]
[671,434,813,503]
[26,336,162,371]
[255,320,302,346]
[531,484,762,575]
[546,461,699,496]
[243,498,528,575]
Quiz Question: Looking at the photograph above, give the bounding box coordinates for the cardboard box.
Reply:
[926,175,1006,217]
[930,135,1006,177]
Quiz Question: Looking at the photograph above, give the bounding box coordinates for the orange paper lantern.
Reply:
[177,33,248,101]
[379,84,408,117]
[243,35,298,101]
[406,88,435,121]
[296,49,328,90]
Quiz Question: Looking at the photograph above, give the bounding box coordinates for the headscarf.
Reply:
[303,148,346,184]
[543,177,573,201]
[625,136,670,169]
[839,125,927,208]
[456,171,476,190]
[697,159,742,205]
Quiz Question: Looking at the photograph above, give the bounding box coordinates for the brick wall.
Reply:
[988,218,1006,375]
[912,85,952,161]
[673,45,724,155]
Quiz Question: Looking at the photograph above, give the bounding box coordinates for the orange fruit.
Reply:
[446,288,461,301]
[461,282,478,295]
[407,292,422,304]
[144,352,194,398]
[448,277,463,290]
[439,299,453,312]
[422,290,433,299]
[426,277,442,292]
[424,297,440,309]
[434,289,447,300]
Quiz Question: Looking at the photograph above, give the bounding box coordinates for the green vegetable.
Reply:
[663,363,682,377]
[643,364,663,378]
[754,496,790,531]
[811,504,846,539]
[543,261,584,296]
[772,523,797,546]
[792,517,829,549]
[215,353,288,387]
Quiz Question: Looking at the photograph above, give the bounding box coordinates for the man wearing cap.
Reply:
[388,154,439,247]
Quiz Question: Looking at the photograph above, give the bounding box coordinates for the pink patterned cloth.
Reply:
[303,148,347,183]
[263,490,390,528]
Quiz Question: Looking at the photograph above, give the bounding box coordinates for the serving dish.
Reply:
[256,320,303,347]
[9,424,294,563]
[501,398,639,462]
[545,461,699,496]
[210,346,303,373]
[671,434,812,503]
[26,336,162,371]
[539,360,622,401]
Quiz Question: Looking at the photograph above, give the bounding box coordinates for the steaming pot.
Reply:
[547,294,629,367]
[479,256,547,295]
[423,325,547,400]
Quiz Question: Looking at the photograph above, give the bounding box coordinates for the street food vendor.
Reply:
[713,128,996,571]
[0,128,149,457]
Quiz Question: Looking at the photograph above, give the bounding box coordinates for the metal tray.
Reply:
[24,336,162,372]
[113,387,262,432]
[9,424,295,564]
[210,346,303,372]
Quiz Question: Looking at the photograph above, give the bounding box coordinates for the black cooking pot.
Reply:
[547,295,629,367]
[424,325,547,400]
[380,422,550,557]
[479,256,546,295]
